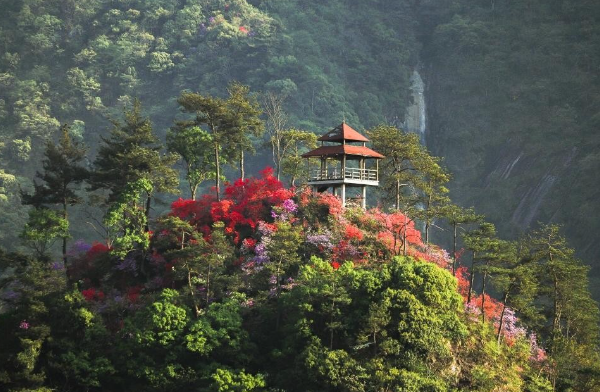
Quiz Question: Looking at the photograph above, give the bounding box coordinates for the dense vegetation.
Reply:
[1,0,598,293]
[1,97,598,389]
[2,165,598,391]
[1,0,600,390]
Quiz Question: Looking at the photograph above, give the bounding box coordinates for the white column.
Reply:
[362,186,367,209]
[341,184,346,207]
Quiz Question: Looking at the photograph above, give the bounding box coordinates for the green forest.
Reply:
[1,0,599,391]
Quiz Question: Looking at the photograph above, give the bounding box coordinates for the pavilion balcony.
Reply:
[309,167,379,182]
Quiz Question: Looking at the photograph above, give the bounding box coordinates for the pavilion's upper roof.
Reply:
[318,122,370,143]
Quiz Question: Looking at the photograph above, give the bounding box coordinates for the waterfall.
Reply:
[403,70,427,144]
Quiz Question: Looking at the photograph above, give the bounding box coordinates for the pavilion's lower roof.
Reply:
[301,145,384,159]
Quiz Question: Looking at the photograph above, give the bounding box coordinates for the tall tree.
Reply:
[440,204,483,274]
[177,92,231,201]
[90,100,178,226]
[226,82,264,180]
[528,225,599,345]
[526,224,600,390]
[166,125,216,200]
[22,123,88,265]
[368,125,424,211]
[462,222,498,304]
[489,239,537,343]
[263,92,288,180]
[415,153,451,243]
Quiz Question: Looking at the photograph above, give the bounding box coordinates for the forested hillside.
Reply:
[1,0,598,288]
[420,0,600,295]
[1,1,600,389]
[3,170,598,391]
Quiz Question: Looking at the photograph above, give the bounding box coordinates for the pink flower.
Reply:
[19,320,29,330]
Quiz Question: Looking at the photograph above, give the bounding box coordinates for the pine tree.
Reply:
[415,152,451,243]
[463,222,498,305]
[90,100,178,227]
[489,239,537,343]
[22,124,88,265]
[440,204,483,273]
[226,82,264,180]
[368,125,424,211]
[527,224,600,390]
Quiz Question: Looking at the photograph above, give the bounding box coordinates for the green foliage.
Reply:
[280,129,318,186]
[91,99,178,203]
[167,125,216,200]
[104,178,153,257]
[0,1,599,391]
[211,368,266,392]
[19,208,69,257]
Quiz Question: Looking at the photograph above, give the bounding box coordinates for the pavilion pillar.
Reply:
[341,184,346,207]
[362,186,367,209]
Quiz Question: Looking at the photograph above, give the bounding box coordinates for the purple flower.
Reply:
[209,16,215,24]
[306,231,334,251]
[499,308,526,339]
[115,256,138,275]
[528,332,547,361]
[67,240,91,257]
[269,275,278,285]
[252,240,271,264]
[268,286,278,298]
[19,320,29,330]
[282,199,298,213]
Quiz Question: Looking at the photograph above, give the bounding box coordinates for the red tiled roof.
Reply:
[318,122,370,142]
[302,145,384,159]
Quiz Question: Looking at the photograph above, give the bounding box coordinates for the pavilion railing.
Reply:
[310,168,378,181]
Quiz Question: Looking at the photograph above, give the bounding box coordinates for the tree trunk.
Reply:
[396,179,401,210]
[240,149,245,180]
[403,215,407,256]
[188,267,200,317]
[452,223,457,274]
[497,292,509,344]
[481,270,488,322]
[425,221,430,244]
[188,162,197,201]
[214,141,221,201]
[467,251,476,303]
[144,193,152,232]
[330,281,336,350]
[552,274,560,337]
